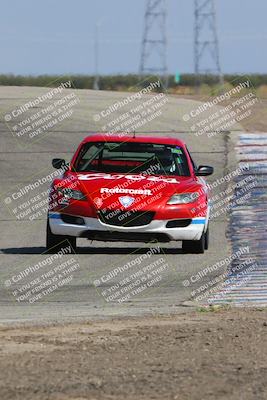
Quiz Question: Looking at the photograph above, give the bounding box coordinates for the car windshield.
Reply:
[74,141,191,176]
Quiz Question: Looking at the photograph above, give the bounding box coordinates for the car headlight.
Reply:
[58,188,86,200]
[167,192,199,205]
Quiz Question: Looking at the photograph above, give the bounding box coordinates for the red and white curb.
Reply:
[208,133,267,306]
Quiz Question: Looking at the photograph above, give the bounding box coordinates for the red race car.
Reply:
[47,134,213,253]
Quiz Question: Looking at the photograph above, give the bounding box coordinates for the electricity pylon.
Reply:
[93,22,100,90]
[139,0,168,88]
[194,0,223,88]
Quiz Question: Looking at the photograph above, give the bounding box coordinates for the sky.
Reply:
[0,0,266,76]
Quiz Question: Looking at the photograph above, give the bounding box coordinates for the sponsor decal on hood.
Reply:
[118,196,135,208]
[77,173,180,184]
[100,187,152,195]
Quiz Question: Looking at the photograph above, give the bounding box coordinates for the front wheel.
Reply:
[46,219,77,254]
[182,230,205,254]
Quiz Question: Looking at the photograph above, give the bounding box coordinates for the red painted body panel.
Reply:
[49,135,209,220]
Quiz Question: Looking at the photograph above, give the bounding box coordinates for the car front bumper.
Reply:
[48,212,208,241]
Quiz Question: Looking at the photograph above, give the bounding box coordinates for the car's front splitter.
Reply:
[48,212,207,241]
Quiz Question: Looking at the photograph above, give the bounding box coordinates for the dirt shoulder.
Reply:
[0,308,266,400]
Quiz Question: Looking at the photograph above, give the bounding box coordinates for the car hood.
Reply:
[58,172,202,209]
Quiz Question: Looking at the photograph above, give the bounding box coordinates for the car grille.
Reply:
[80,230,170,242]
[98,210,155,227]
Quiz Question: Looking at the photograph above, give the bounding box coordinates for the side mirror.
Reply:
[195,165,214,176]
[52,158,66,169]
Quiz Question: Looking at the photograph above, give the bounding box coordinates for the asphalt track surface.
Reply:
[0,86,243,324]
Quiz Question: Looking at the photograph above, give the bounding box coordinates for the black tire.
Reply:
[204,225,209,250]
[182,231,205,254]
[46,219,77,254]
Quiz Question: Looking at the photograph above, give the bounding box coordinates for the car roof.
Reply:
[82,134,185,147]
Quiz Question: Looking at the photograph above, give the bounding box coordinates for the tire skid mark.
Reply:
[208,133,267,307]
